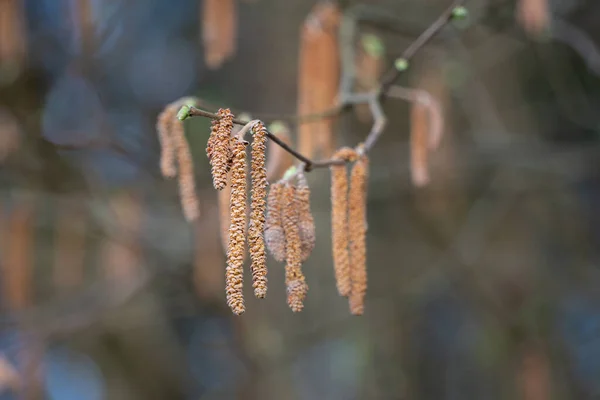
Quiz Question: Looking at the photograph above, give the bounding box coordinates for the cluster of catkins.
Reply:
[207,109,269,315]
[330,146,369,315]
[264,172,315,312]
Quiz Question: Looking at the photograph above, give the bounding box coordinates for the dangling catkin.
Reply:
[265,182,286,262]
[249,122,268,298]
[265,122,294,182]
[296,172,315,262]
[297,2,341,159]
[157,105,177,178]
[171,110,200,221]
[209,108,234,190]
[348,155,369,315]
[202,0,237,69]
[410,100,430,187]
[330,147,357,297]
[226,138,247,315]
[282,183,307,312]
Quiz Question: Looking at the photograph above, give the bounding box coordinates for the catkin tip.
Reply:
[287,279,308,312]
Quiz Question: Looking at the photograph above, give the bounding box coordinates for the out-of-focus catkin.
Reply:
[348,155,369,315]
[249,122,268,298]
[157,105,177,178]
[296,173,315,262]
[410,100,430,187]
[0,108,21,162]
[297,2,341,159]
[0,0,27,67]
[171,111,200,221]
[330,147,357,297]
[265,122,294,182]
[517,0,549,36]
[282,184,307,312]
[202,0,238,69]
[225,138,248,315]
[265,182,286,262]
[209,108,234,190]
[354,34,385,123]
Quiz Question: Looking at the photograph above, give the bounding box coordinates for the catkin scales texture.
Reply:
[282,184,307,312]
[225,139,248,315]
[297,3,341,159]
[210,108,234,190]
[249,122,268,298]
[171,114,200,221]
[265,183,286,262]
[410,102,430,187]
[348,156,369,315]
[330,147,357,296]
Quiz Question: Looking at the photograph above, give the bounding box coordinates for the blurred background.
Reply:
[1,0,600,399]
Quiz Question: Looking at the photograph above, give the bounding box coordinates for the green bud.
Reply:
[394,58,409,72]
[177,105,190,121]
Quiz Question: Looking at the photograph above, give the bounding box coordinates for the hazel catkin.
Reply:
[330,147,357,297]
[209,108,234,190]
[282,184,307,312]
[296,172,315,262]
[348,155,369,315]
[171,111,200,221]
[225,138,248,315]
[264,182,286,262]
[249,122,268,298]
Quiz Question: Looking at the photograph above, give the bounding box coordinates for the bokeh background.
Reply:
[1,0,600,399]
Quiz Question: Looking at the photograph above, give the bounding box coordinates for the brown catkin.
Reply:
[296,173,315,262]
[354,34,385,123]
[282,184,307,312]
[210,108,234,190]
[265,182,286,262]
[225,138,247,315]
[297,3,341,159]
[249,122,268,298]
[348,155,369,315]
[217,171,232,253]
[410,100,430,187]
[330,147,357,297]
[157,106,177,178]
[171,113,200,221]
[202,0,237,69]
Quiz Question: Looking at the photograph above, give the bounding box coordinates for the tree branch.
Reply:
[182,0,466,171]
